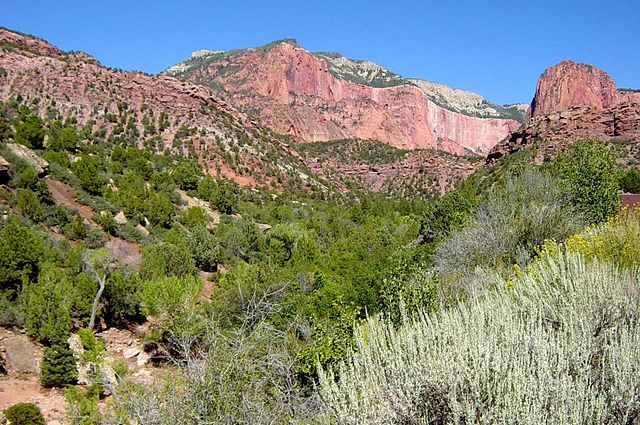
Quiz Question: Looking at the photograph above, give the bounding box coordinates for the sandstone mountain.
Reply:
[164,40,524,155]
[489,60,640,164]
[0,29,477,196]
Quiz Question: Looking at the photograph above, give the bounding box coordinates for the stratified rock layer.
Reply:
[167,42,520,154]
[528,60,622,119]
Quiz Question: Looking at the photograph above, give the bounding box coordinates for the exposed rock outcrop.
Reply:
[165,41,522,154]
[6,143,49,176]
[528,60,622,119]
[489,61,640,164]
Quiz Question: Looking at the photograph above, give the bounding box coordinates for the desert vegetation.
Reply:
[0,93,638,424]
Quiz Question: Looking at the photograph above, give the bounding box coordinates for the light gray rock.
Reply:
[135,223,149,236]
[122,347,140,359]
[1,334,39,374]
[114,211,127,225]
[6,143,49,176]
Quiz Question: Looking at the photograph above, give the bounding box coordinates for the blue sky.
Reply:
[3,0,639,104]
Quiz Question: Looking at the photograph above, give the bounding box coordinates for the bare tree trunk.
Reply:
[89,274,106,330]
[84,252,114,332]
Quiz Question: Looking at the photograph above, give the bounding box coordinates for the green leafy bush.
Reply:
[140,242,196,280]
[0,218,47,290]
[3,402,45,425]
[22,263,73,344]
[435,170,584,293]
[548,139,620,224]
[70,155,105,195]
[186,225,219,272]
[140,275,202,317]
[14,113,45,149]
[65,385,102,424]
[620,167,640,193]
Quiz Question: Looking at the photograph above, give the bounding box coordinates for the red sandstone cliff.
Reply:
[167,42,520,155]
[527,60,622,119]
[490,61,640,163]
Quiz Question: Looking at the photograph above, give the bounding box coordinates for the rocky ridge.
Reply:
[163,41,523,154]
[0,28,325,192]
[489,60,640,163]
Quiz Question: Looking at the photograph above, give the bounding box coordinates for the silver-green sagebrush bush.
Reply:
[434,170,585,297]
[319,252,640,424]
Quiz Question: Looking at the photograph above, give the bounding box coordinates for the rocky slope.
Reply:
[164,40,522,155]
[489,60,640,164]
[0,29,480,197]
[0,28,327,192]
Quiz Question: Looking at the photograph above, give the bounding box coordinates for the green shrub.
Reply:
[548,139,620,224]
[620,167,640,193]
[22,263,73,344]
[378,260,438,324]
[140,275,202,317]
[77,328,105,363]
[14,114,45,149]
[47,123,78,152]
[65,385,102,424]
[186,225,219,272]
[16,189,44,221]
[179,206,210,228]
[0,218,47,290]
[40,343,77,387]
[435,170,584,293]
[3,402,45,425]
[95,211,118,235]
[63,215,87,240]
[102,272,143,326]
[70,156,105,195]
[172,161,201,191]
[140,242,196,280]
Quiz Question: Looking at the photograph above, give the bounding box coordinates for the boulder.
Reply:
[1,334,39,374]
[6,143,49,176]
[122,347,140,359]
[114,211,127,225]
[135,223,149,237]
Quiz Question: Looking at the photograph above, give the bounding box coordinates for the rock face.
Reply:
[528,60,622,119]
[489,61,640,163]
[164,41,522,154]
[0,334,40,375]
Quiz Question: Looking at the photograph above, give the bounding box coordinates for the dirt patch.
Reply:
[0,376,67,422]
[46,178,98,226]
[105,238,141,266]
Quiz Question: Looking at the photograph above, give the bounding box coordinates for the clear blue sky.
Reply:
[3,0,639,104]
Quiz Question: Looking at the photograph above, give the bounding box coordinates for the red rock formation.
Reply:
[526,60,634,119]
[490,60,640,164]
[176,42,520,155]
[0,29,320,191]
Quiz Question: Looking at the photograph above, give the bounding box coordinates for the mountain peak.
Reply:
[528,60,620,118]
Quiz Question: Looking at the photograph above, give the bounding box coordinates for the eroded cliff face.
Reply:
[166,42,520,155]
[528,60,621,119]
[489,60,640,164]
